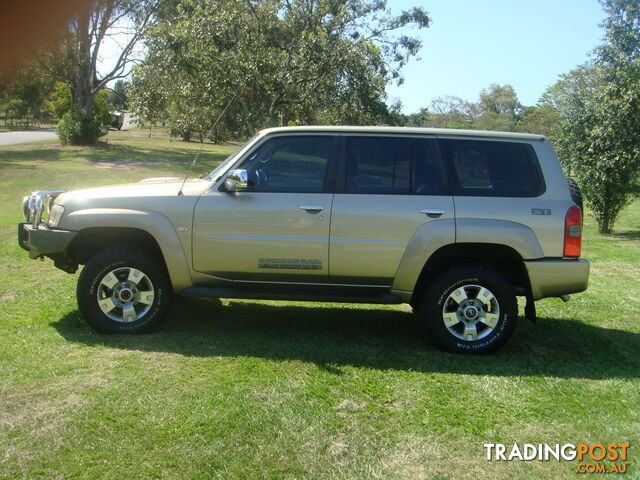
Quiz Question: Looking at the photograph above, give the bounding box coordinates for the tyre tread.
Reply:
[77,246,171,334]
[420,264,517,354]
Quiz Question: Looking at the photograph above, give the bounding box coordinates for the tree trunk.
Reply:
[599,186,613,234]
[73,7,96,142]
[598,203,611,234]
[77,16,95,122]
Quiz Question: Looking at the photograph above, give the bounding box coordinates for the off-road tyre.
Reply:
[566,177,583,212]
[420,265,518,354]
[77,247,172,333]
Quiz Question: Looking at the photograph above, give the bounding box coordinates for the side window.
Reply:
[344,136,443,195]
[439,139,545,197]
[239,136,332,192]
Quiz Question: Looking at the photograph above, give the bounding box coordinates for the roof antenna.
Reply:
[178,92,238,196]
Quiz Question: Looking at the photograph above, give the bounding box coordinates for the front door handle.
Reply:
[421,208,445,217]
[299,204,324,212]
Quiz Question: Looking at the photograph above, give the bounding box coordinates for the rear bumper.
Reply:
[18,222,77,259]
[525,258,590,300]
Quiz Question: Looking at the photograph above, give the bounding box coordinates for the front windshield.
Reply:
[206,133,260,181]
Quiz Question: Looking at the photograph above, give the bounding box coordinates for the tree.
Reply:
[478,83,522,117]
[427,95,478,127]
[402,86,520,131]
[129,66,168,136]
[40,0,156,144]
[516,105,561,143]
[45,82,73,119]
[539,64,601,173]
[474,111,516,132]
[405,107,430,127]
[1,99,28,127]
[550,0,640,233]
[0,62,55,125]
[109,80,129,110]
[382,100,409,127]
[57,89,116,144]
[132,0,430,139]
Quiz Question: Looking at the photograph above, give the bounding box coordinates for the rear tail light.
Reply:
[564,205,582,257]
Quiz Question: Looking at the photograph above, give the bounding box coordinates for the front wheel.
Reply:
[419,265,517,354]
[77,247,172,333]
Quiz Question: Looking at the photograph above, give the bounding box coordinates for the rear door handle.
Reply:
[299,204,324,212]
[421,208,445,217]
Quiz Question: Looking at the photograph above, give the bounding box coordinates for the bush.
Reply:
[57,111,107,145]
[45,82,72,120]
[94,90,115,128]
[55,91,114,145]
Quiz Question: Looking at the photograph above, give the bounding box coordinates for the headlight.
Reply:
[48,204,65,227]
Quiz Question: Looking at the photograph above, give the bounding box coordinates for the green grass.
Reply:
[1,131,639,479]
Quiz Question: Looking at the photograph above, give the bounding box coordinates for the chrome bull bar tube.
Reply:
[23,190,66,227]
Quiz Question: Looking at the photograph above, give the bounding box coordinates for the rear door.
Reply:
[329,134,455,285]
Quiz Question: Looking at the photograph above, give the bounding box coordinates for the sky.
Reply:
[385,0,607,113]
[98,0,607,114]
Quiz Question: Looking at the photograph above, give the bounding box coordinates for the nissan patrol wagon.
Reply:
[19,126,589,353]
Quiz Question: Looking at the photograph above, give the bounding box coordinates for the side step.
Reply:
[179,286,403,305]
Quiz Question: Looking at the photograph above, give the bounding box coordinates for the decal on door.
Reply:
[258,258,322,270]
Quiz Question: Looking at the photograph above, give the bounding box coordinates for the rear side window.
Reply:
[344,136,443,195]
[439,139,545,197]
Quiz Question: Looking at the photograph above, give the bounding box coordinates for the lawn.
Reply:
[0,131,638,479]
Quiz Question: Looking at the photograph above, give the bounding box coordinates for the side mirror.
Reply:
[224,169,249,191]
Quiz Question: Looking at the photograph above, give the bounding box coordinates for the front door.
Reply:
[193,134,337,282]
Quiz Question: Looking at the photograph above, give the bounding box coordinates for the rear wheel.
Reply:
[419,265,517,354]
[77,247,172,333]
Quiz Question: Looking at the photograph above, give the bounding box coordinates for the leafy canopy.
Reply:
[131,0,430,138]
[546,0,640,233]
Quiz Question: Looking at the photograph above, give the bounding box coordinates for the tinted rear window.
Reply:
[344,136,443,195]
[439,139,545,197]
